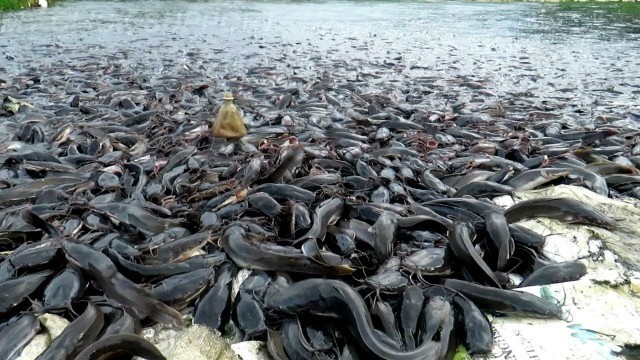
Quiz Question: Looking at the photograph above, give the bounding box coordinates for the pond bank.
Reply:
[0,0,54,11]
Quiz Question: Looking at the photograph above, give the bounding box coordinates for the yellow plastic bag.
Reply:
[211,92,247,140]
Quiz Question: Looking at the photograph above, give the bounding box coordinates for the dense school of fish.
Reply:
[0,57,638,360]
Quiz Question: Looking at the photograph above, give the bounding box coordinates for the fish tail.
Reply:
[149,299,184,329]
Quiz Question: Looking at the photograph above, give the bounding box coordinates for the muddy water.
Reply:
[1,1,640,121]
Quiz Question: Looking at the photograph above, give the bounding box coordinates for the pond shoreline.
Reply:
[0,0,56,11]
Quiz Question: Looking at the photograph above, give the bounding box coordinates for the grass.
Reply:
[0,0,52,11]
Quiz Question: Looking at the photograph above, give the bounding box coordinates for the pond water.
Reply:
[1,1,640,119]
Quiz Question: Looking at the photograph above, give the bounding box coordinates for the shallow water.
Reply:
[1,1,640,119]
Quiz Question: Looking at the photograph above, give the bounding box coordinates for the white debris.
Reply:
[474,185,640,359]
[148,324,238,360]
[17,314,70,360]
[17,334,49,360]
[231,341,271,360]
[37,314,69,340]
[232,268,252,302]
[630,272,640,296]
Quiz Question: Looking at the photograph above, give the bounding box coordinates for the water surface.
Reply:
[1,1,639,118]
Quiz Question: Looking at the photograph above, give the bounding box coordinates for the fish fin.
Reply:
[20,207,61,238]
[29,298,45,315]
[149,299,184,329]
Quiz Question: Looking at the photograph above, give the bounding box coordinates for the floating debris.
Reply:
[212,92,248,140]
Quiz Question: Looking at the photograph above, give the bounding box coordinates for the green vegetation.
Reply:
[0,0,30,11]
[557,1,640,18]
[0,0,54,11]
[452,345,472,360]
